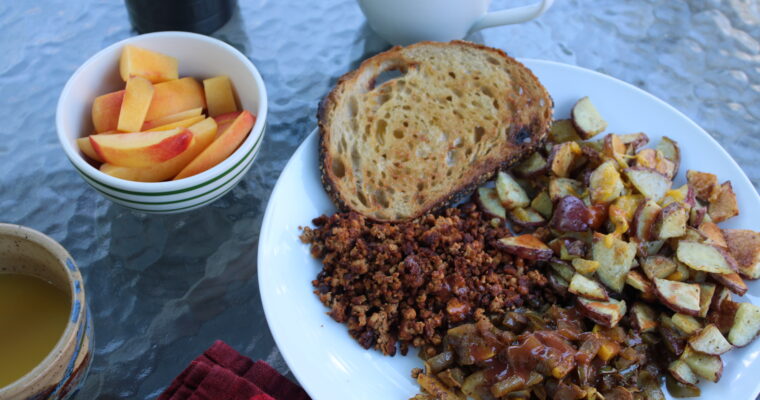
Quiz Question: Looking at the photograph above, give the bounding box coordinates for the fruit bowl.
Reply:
[56,31,267,213]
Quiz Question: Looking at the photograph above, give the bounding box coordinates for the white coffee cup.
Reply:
[357,0,554,46]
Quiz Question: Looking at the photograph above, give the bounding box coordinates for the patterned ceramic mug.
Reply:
[0,224,93,400]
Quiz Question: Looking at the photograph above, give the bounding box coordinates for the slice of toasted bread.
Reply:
[318,41,552,221]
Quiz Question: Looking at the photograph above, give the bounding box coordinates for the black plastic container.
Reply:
[125,0,237,35]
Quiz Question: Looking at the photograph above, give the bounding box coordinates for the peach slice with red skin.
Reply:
[213,111,242,138]
[174,110,255,180]
[92,90,125,133]
[100,118,218,182]
[117,76,154,132]
[90,128,193,168]
[120,45,178,84]
[77,137,103,162]
[145,77,206,121]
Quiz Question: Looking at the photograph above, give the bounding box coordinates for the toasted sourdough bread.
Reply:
[318,41,553,222]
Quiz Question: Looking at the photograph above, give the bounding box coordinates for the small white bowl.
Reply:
[56,31,268,213]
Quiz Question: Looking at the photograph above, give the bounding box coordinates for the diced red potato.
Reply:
[708,181,739,223]
[571,96,608,139]
[728,302,760,347]
[680,346,723,383]
[576,297,626,328]
[571,258,600,275]
[625,269,654,296]
[687,170,719,202]
[624,167,672,203]
[514,152,548,178]
[671,314,702,336]
[509,207,546,227]
[688,324,733,355]
[630,302,658,333]
[634,148,677,180]
[708,289,740,336]
[668,359,699,386]
[698,283,717,318]
[723,229,760,279]
[710,272,748,296]
[549,119,582,143]
[676,241,737,274]
[589,161,624,204]
[661,184,694,209]
[656,136,681,174]
[530,190,553,219]
[475,187,506,219]
[496,235,553,261]
[568,273,609,301]
[603,134,628,169]
[653,278,701,316]
[689,204,708,228]
[591,233,637,292]
[495,171,530,210]
[550,260,576,283]
[618,132,650,154]
[636,240,665,258]
[632,200,661,241]
[641,256,677,279]
[550,196,590,232]
[654,202,688,240]
[548,177,585,202]
[548,141,583,178]
[667,261,691,282]
[698,222,727,248]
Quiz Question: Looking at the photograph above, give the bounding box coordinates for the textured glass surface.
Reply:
[0,0,758,398]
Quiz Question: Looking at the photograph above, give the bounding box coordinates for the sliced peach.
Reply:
[100,118,218,182]
[145,77,206,122]
[175,110,255,180]
[145,115,205,132]
[120,45,178,83]
[213,111,242,138]
[90,128,192,168]
[77,137,103,162]
[117,77,154,132]
[141,107,203,130]
[203,76,237,117]
[91,90,124,133]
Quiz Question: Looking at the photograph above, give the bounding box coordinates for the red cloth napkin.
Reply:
[158,341,311,400]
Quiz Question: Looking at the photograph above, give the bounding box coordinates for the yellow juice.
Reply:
[0,273,70,388]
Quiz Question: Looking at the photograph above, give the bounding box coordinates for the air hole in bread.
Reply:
[403,121,409,127]
[402,105,411,111]
[351,146,361,167]
[453,138,463,148]
[372,68,405,90]
[487,56,500,65]
[393,129,404,139]
[474,126,485,143]
[416,196,426,205]
[357,191,368,207]
[481,87,493,98]
[348,97,358,117]
[376,119,387,145]
[493,99,499,109]
[374,190,389,208]
[376,93,391,106]
[449,72,456,79]
[332,158,346,178]
[452,88,462,97]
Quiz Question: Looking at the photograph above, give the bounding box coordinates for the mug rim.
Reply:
[0,223,85,395]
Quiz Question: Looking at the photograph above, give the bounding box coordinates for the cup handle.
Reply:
[469,0,554,33]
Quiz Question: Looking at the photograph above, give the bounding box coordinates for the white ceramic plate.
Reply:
[258,59,760,400]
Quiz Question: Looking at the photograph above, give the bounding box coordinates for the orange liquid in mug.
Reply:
[0,273,70,388]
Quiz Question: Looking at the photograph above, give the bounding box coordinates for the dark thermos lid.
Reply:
[125,0,237,35]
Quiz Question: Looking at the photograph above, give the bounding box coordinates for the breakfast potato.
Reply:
[723,229,760,279]
[496,234,553,261]
[589,160,624,204]
[568,273,609,301]
[698,222,727,248]
[495,171,530,210]
[653,278,701,316]
[630,302,658,332]
[571,258,600,275]
[687,170,719,202]
[603,134,628,169]
[688,324,732,355]
[514,152,548,178]
[634,148,676,179]
[530,190,553,219]
[625,269,654,297]
[549,119,583,143]
[654,202,688,240]
[632,199,661,241]
[618,132,650,154]
[671,314,702,336]
[680,346,723,383]
[676,241,737,274]
[548,141,583,178]
[624,167,672,203]
[475,187,506,219]
[668,359,699,386]
[548,177,584,202]
[550,196,590,232]
[728,303,760,347]
[708,181,739,223]
[656,136,681,174]
[571,96,608,139]
[711,272,748,296]
[592,233,636,292]
[576,297,626,328]
[508,207,545,227]
[698,283,717,318]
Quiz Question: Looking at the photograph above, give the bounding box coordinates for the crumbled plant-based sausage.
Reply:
[300,203,550,356]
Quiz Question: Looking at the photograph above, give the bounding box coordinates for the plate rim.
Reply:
[257,58,760,400]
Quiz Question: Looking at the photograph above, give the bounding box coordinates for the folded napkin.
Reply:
[159,341,311,400]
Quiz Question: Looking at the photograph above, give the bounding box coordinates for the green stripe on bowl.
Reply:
[78,144,260,206]
[70,128,264,196]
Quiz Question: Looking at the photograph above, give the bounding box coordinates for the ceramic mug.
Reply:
[0,224,93,400]
[357,0,554,46]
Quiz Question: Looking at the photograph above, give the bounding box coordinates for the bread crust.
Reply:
[318,41,552,222]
